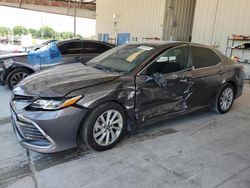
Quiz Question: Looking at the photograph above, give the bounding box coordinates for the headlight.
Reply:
[29,95,82,110]
[3,58,14,69]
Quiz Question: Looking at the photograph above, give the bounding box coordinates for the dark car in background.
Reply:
[0,39,115,89]
[10,42,244,153]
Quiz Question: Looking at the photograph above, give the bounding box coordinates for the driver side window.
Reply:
[146,46,190,76]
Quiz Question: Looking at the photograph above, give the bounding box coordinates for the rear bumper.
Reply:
[10,103,88,153]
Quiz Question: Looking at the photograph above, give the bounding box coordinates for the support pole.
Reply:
[74,0,77,37]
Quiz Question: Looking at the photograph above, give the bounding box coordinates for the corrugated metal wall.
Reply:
[96,0,196,43]
[192,0,250,55]
[96,0,166,42]
[164,0,196,41]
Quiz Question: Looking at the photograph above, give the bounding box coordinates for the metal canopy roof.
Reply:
[0,0,96,11]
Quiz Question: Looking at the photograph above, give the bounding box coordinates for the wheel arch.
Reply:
[76,100,132,145]
[226,80,237,99]
[4,65,35,82]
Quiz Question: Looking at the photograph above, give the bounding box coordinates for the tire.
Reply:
[213,83,235,114]
[0,72,4,85]
[6,68,32,90]
[82,102,127,151]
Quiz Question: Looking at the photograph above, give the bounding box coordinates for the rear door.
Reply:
[57,41,83,64]
[188,45,223,108]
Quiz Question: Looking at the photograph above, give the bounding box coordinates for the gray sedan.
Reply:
[10,42,244,153]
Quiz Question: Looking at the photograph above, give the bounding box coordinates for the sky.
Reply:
[0,6,96,37]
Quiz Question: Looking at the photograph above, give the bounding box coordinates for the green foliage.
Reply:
[28,28,38,37]
[76,34,83,39]
[0,25,86,40]
[60,32,74,40]
[13,26,28,35]
[0,27,11,36]
[37,26,55,39]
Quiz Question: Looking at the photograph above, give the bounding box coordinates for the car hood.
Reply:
[13,63,122,97]
[0,53,27,60]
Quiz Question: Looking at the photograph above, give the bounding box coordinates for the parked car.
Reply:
[23,39,57,52]
[10,42,244,153]
[0,44,25,55]
[0,39,115,89]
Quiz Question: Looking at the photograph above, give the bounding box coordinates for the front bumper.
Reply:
[10,103,88,153]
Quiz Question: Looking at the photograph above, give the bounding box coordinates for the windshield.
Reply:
[87,44,156,73]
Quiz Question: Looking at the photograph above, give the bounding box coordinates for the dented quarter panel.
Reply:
[220,62,244,98]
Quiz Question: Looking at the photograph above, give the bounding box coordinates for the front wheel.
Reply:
[6,68,32,90]
[82,102,127,151]
[213,83,235,114]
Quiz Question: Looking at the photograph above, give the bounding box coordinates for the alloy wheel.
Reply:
[10,72,29,87]
[219,87,234,111]
[93,109,123,146]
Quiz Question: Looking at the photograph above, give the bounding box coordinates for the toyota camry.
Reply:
[10,42,244,153]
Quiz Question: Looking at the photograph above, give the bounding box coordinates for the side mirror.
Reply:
[145,73,167,87]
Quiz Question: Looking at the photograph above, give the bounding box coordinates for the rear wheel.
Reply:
[6,68,32,90]
[213,83,234,114]
[82,102,127,151]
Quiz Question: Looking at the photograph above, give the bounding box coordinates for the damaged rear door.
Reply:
[135,45,194,122]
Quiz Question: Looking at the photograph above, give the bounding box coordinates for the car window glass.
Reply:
[191,46,221,69]
[87,44,155,73]
[146,46,189,76]
[58,42,82,55]
[83,42,112,54]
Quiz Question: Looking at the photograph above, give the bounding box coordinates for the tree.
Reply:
[28,28,38,37]
[76,34,83,39]
[13,26,28,36]
[0,27,11,36]
[37,26,55,39]
[60,32,74,39]
[0,27,12,36]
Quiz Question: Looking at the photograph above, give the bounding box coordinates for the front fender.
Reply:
[68,76,136,122]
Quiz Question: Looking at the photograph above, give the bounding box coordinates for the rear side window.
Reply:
[191,46,221,69]
[83,42,112,54]
[58,42,82,55]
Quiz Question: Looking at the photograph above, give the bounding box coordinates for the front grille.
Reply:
[11,107,51,146]
[18,120,48,142]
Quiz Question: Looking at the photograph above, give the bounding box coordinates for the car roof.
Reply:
[57,39,115,47]
[126,41,217,51]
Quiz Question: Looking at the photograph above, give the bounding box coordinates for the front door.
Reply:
[135,45,194,122]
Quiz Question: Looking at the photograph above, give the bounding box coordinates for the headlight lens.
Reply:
[3,58,14,69]
[29,96,82,110]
